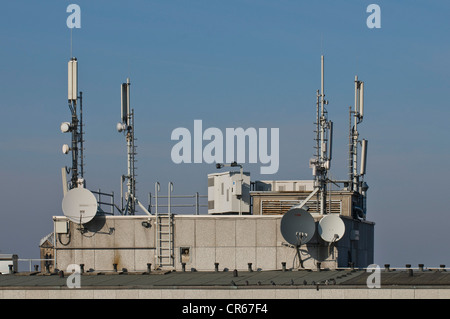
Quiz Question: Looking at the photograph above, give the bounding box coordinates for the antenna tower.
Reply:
[61,57,85,189]
[117,78,138,215]
[310,55,333,215]
[348,76,369,218]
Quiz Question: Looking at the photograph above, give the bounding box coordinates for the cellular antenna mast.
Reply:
[117,78,137,215]
[348,75,369,218]
[309,55,333,215]
[61,57,85,190]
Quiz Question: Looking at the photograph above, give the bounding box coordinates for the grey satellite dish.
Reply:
[62,187,98,224]
[280,208,316,245]
[318,214,345,242]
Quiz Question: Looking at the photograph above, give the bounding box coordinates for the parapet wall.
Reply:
[53,214,374,272]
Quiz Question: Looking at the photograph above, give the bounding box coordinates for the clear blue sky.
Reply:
[1,1,449,268]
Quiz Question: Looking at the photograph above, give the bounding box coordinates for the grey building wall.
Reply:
[54,215,155,272]
[53,214,374,272]
[338,217,375,267]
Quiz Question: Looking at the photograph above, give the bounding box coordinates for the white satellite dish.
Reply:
[62,187,98,224]
[62,144,70,154]
[60,122,71,133]
[280,208,316,245]
[318,214,345,242]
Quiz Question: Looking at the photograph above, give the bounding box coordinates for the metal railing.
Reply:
[148,192,208,215]
[91,189,121,215]
[17,258,55,272]
[89,185,208,216]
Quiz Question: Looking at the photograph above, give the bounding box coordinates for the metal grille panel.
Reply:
[261,199,341,215]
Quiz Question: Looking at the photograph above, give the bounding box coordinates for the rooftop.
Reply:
[1,268,450,289]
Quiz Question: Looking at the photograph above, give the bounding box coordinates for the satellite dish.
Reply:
[62,187,98,224]
[62,144,70,154]
[116,122,126,132]
[318,214,345,242]
[280,208,316,245]
[60,122,71,133]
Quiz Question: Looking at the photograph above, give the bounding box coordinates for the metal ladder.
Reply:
[155,182,174,268]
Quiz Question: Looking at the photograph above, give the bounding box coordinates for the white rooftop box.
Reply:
[0,254,18,274]
[208,171,250,214]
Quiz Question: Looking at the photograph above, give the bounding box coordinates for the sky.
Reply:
[0,1,449,269]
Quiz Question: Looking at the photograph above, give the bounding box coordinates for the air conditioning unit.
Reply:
[208,171,250,214]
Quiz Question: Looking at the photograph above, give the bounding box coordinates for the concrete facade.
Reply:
[2,287,450,299]
[53,214,374,273]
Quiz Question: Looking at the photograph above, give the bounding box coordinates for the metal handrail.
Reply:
[149,192,207,215]
[18,258,55,272]
[154,195,208,199]
[91,189,119,214]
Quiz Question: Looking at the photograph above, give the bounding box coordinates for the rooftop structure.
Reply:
[50,55,375,281]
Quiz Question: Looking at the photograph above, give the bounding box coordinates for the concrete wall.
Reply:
[53,214,374,272]
[173,215,287,271]
[2,287,449,299]
[54,215,155,272]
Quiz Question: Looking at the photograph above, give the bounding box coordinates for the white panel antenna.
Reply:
[328,121,333,162]
[121,81,129,125]
[360,139,368,176]
[359,81,364,118]
[61,167,68,196]
[68,58,78,102]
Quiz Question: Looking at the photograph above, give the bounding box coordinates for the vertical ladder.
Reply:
[155,182,174,268]
[156,214,174,267]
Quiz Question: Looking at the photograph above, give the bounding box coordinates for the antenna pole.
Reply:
[311,55,331,215]
[63,57,85,189]
[79,91,84,179]
[70,98,78,188]
[316,92,320,164]
[320,55,326,215]
[70,28,73,60]
[351,76,365,193]
[353,76,359,192]
[126,108,136,215]
[117,78,137,215]
[348,106,353,191]
[348,75,369,218]
[320,56,325,164]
